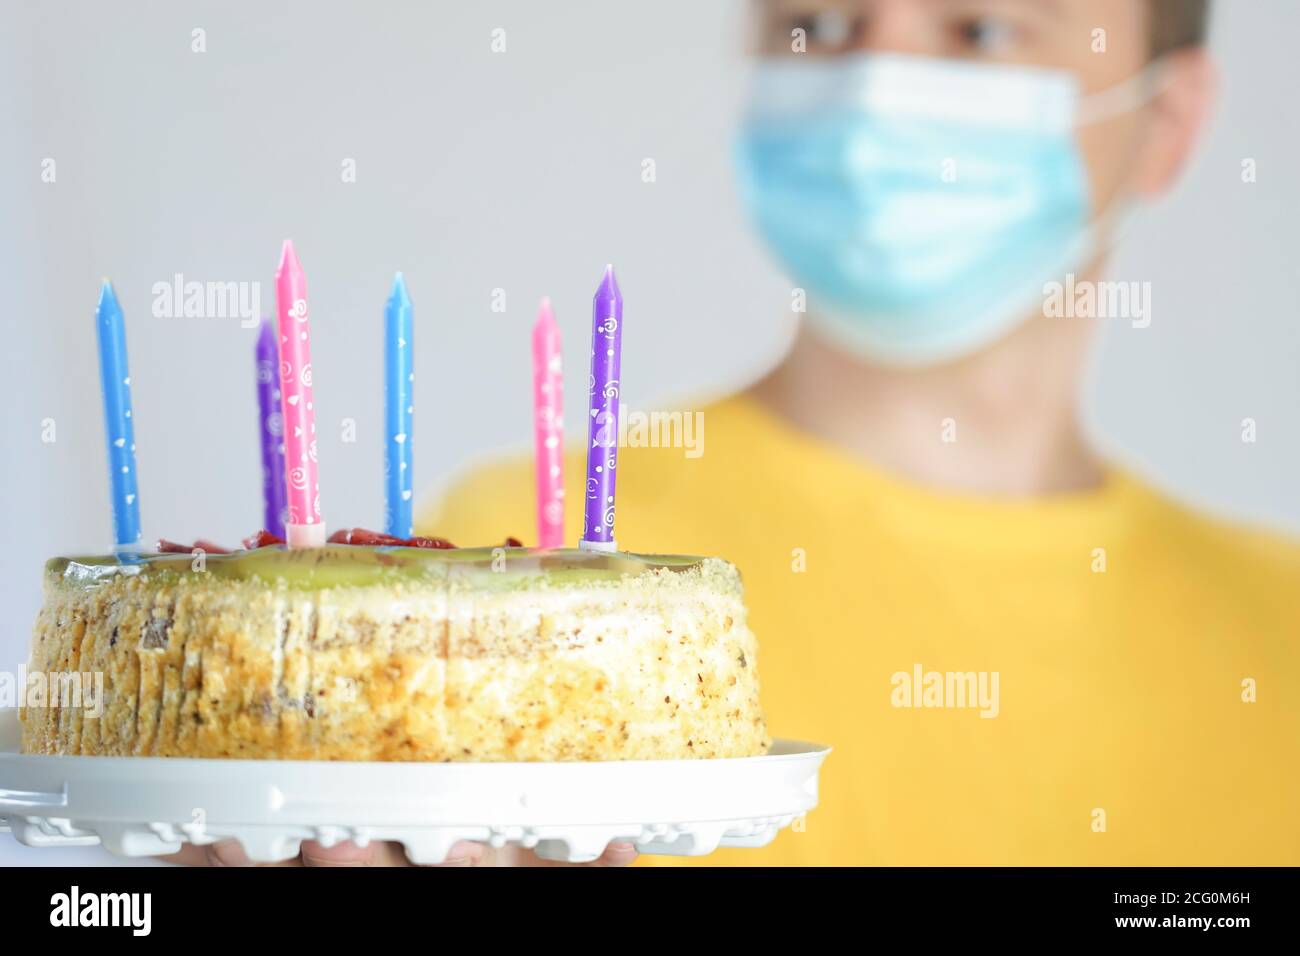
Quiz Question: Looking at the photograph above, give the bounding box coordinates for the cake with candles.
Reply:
[19,254,769,762]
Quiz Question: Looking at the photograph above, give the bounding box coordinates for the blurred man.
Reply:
[429,0,1300,866]
[316,0,1297,867]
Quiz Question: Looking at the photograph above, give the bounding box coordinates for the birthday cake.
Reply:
[19,536,769,762]
[30,258,771,763]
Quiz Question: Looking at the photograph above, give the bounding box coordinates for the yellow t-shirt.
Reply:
[422,395,1300,865]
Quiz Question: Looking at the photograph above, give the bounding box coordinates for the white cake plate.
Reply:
[0,711,828,864]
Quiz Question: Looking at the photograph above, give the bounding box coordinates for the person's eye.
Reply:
[953,16,1019,55]
[788,10,857,53]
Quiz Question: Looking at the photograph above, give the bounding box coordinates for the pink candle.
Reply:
[275,240,325,547]
[532,297,564,548]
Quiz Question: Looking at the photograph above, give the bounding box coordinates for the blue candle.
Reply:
[95,279,141,550]
[384,272,414,538]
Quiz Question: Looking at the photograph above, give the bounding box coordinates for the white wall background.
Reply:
[1,0,1296,864]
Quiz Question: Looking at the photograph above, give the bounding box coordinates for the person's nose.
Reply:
[847,0,934,56]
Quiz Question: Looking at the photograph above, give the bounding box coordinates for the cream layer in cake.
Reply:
[20,547,768,761]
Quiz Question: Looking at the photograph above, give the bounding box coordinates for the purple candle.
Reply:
[256,318,288,538]
[581,265,623,552]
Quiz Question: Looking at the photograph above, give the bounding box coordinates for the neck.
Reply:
[749,309,1104,497]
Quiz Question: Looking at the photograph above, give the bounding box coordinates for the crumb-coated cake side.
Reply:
[20,547,770,761]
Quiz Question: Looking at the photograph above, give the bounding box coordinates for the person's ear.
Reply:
[1129,48,1217,198]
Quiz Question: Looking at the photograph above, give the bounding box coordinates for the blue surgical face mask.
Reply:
[737,53,1161,365]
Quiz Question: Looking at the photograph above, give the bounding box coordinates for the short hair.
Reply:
[1148,0,1211,57]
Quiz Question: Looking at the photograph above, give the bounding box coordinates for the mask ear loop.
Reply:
[1074,56,1174,127]
[1069,58,1176,265]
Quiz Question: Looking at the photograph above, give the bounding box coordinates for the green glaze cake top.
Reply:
[46,545,710,592]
